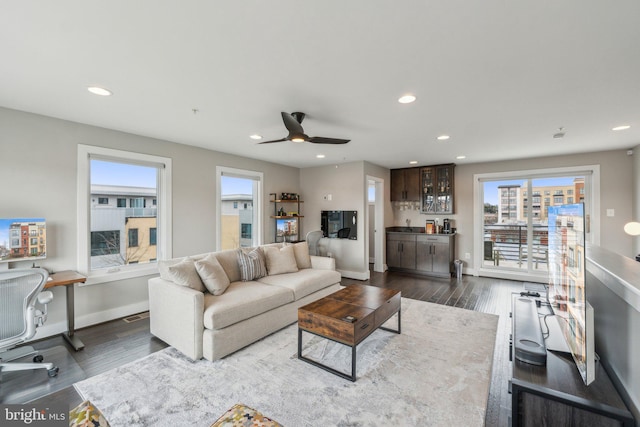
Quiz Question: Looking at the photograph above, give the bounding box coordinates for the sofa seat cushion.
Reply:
[203,281,294,330]
[257,269,341,300]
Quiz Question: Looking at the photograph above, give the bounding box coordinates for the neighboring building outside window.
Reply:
[241,223,252,239]
[117,198,126,207]
[128,228,139,247]
[91,230,120,256]
[130,198,145,208]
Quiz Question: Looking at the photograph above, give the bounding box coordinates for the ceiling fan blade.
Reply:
[308,136,350,144]
[281,112,305,135]
[258,138,287,144]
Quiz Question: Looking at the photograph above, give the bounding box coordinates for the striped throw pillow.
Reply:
[237,248,267,281]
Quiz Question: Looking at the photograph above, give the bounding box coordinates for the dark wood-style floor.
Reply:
[3,270,524,426]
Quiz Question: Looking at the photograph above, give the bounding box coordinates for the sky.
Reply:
[91,160,157,187]
[91,159,255,195]
[221,176,253,195]
[483,177,579,205]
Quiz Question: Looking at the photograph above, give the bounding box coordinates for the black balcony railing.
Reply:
[484,224,548,267]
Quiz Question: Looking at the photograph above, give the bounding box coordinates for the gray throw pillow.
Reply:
[195,253,231,295]
[237,248,267,281]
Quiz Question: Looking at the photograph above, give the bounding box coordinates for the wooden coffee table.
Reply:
[297,284,401,381]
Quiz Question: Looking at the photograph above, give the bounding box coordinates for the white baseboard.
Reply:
[338,269,370,280]
[30,300,150,342]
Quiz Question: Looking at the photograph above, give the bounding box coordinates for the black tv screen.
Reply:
[321,211,357,240]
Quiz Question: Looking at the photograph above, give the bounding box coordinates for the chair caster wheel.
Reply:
[33,355,44,363]
[48,367,59,377]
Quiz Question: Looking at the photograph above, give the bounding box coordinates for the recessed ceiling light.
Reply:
[437,135,450,141]
[316,154,326,159]
[409,160,418,165]
[456,155,466,160]
[612,125,631,131]
[87,86,112,96]
[398,94,416,104]
[250,134,262,140]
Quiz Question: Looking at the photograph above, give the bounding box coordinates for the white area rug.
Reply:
[74,298,498,427]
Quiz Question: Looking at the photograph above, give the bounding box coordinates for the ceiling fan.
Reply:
[258,112,350,145]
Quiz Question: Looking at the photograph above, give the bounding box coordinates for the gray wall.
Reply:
[300,161,391,279]
[0,107,300,338]
[632,145,640,256]
[300,162,366,278]
[391,150,635,271]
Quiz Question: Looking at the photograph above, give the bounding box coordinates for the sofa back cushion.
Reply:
[264,245,299,275]
[195,253,231,295]
[286,241,312,269]
[213,249,243,283]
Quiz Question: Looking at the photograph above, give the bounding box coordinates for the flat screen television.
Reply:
[321,210,357,240]
[547,203,595,385]
[0,218,47,264]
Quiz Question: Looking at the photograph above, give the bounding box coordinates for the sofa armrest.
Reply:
[148,277,204,360]
[310,255,336,270]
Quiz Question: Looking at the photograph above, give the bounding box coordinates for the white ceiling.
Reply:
[2,1,639,169]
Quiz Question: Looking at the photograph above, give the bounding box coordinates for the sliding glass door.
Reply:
[477,167,596,282]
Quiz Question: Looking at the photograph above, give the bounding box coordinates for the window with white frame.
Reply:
[77,145,172,283]
[217,166,263,250]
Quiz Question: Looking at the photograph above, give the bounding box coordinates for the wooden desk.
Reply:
[44,270,87,351]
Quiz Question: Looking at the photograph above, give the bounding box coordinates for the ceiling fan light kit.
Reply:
[258,112,350,145]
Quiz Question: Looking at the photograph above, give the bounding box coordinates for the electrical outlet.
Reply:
[464,252,471,259]
[606,209,615,217]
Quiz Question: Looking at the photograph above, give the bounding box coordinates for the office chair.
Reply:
[0,268,59,380]
[337,228,350,239]
[305,230,323,256]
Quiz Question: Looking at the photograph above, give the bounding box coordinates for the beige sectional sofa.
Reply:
[148,242,341,361]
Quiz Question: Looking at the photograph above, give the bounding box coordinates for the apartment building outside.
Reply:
[220,194,253,250]
[496,178,585,224]
[90,185,157,269]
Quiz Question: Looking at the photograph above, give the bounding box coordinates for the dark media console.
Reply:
[509,294,634,426]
